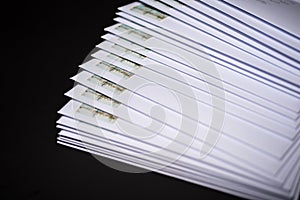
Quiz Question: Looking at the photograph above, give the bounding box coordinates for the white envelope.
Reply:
[141,0,300,77]
[69,71,300,182]
[180,0,300,56]
[218,0,300,41]
[55,125,300,200]
[101,31,300,129]
[94,39,299,138]
[155,0,300,76]
[104,22,300,115]
[118,2,300,93]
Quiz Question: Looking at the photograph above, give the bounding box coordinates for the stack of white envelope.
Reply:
[56,0,300,199]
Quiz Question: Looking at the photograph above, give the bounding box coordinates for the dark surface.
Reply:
[1,1,246,199]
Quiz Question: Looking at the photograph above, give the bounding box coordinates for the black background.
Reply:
[2,1,247,199]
